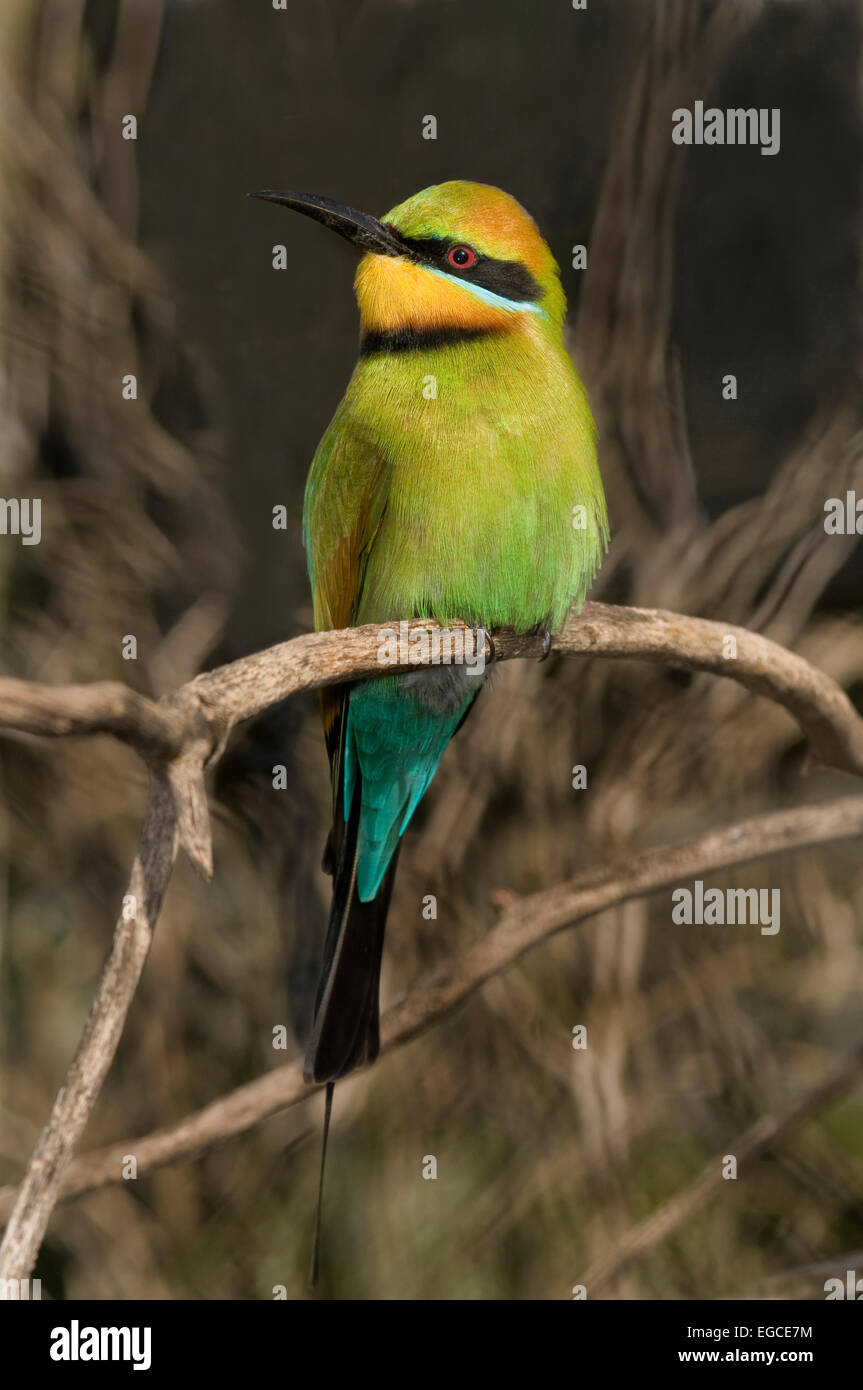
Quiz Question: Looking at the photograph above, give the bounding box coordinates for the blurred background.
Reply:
[1,0,862,1300]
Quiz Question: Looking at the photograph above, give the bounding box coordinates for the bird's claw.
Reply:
[472,624,495,663]
[528,622,552,661]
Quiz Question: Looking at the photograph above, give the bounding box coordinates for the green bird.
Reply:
[252,180,608,1087]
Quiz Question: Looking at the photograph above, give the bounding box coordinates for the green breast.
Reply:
[345,328,607,632]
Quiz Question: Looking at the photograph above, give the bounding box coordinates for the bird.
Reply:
[251,180,608,1275]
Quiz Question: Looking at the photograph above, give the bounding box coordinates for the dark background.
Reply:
[137,0,860,645]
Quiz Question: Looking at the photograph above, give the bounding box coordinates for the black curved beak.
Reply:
[249,189,406,258]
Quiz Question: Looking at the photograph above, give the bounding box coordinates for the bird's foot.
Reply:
[469,622,495,664]
[527,621,552,661]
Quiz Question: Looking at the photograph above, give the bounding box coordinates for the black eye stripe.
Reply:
[383,229,543,304]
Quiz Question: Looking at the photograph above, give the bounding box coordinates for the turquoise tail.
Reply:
[344,672,477,902]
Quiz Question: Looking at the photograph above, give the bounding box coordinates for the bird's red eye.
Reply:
[446,244,477,269]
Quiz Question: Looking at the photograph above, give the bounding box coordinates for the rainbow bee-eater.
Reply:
[252,179,607,1092]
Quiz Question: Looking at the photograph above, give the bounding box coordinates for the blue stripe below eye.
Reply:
[425,265,546,316]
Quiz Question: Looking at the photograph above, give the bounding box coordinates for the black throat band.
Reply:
[359,325,500,356]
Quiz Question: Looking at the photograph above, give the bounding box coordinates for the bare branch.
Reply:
[0,775,178,1278]
[0,678,185,759]
[2,603,862,775]
[2,793,861,1227]
[556,603,863,778]
[1,599,862,1278]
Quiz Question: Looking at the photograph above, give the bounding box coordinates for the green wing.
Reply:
[303,403,392,808]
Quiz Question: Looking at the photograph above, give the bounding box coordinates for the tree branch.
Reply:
[1,602,862,1279]
[557,604,863,778]
[3,604,861,778]
[1,792,861,1228]
[0,774,178,1276]
[0,678,187,759]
